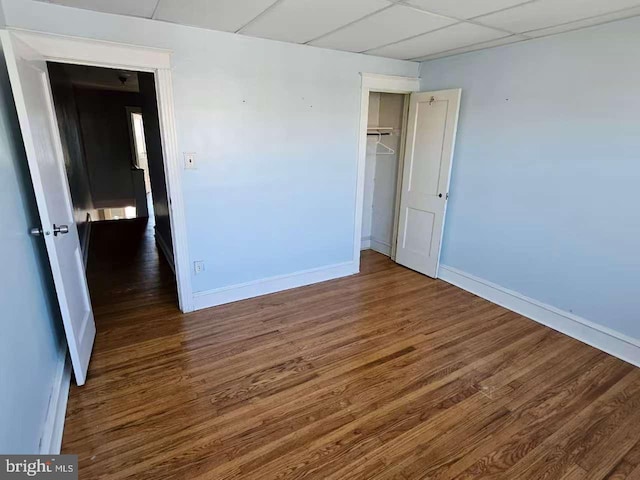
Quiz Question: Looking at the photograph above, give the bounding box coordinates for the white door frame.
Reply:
[7,29,194,312]
[354,73,419,272]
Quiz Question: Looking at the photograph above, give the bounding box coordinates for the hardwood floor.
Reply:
[63,226,640,479]
[83,218,177,318]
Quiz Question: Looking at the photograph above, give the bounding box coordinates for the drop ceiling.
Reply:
[38,0,640,61]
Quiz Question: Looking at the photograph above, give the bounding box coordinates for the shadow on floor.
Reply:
[85,217,178,320]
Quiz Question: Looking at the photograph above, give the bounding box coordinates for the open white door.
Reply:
[395,89,461,277]
[1,31,95,385]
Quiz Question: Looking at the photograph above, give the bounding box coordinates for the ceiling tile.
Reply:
[476,0,640,33]
[416,35,524,61]
[240,0,391,44]
[523,5,640,37]
[48,0,159,18]
[403,0,533,19]
[154,0,279,33]
[367,22,508,60]
[309,5,456,53]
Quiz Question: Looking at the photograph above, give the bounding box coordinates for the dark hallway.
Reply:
[85,219,177,321]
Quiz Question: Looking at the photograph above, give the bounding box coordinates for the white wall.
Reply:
[1,0,418,296]
[0,40,65,452]
[420,16,640,340]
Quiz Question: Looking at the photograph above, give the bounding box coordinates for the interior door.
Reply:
[1,31,96,385]
[395,89,461,277]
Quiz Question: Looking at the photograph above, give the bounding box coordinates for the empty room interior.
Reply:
[0,0,639,478]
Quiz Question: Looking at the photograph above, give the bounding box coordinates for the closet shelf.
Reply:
[367,127,395,136]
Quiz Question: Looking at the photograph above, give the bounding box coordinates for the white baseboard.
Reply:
[361,237,371,250]
[193,261,357,310]
[370,238,391,257]
[39,353,71,454]
[438,265,640,368]
[155,227,175,275]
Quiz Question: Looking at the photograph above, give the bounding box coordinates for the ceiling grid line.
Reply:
[362,21,468,55]
[516,3,640,37]
[234,0,286,34]
[38,0,640,62]
[390,0,527,34]
[303,3,396,45]
[409,35,527,61]
[150,0,161,20]
[466,0,542,21]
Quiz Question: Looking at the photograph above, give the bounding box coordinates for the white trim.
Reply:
[354,74,420,273]
[361,236,371,250]
[390,97,411,261]
[81,213,91,269]
[8,28,194,312]
[370,238,391,256]
[361,73,420,93]
[7,29,171,70]
[39,354,71,454]
[154,68,193,311]
[438,265,640,368]
[155,226,175,275]
[193,261,357,310]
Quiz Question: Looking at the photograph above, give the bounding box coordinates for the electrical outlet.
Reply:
[184,152,196,169]
[194,260,205,274]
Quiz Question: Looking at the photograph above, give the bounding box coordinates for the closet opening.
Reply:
[361,92,409,260]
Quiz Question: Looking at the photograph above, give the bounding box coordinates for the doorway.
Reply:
[1,30,191,385]
[361,92,408,260]
[47,62,178,315]
[357,75,462,279]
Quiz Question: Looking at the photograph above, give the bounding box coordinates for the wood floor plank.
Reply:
[499,372,640,479]
[598,440,640,479]
[61,220,640,479]
[562,465,588,480]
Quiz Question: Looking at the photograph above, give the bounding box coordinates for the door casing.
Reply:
[356,73,460,278]
[4,28,194,312]
[355,74,420,271]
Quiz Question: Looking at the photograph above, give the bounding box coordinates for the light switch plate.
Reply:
[184,152,196,169]
[194,260,205,274]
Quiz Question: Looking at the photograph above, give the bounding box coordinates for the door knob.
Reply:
[53,224,69,236]
[30,225,69,236]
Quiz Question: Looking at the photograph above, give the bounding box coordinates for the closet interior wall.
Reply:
[362,92,406,256]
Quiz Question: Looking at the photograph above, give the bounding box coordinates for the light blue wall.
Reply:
[0,42,66,452]
[1,0,419,293]
[420,17,640,339]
